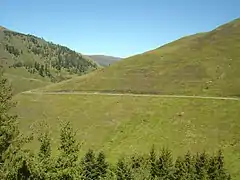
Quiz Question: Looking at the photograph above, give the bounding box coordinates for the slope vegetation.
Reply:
[14,93,240,178]
[44,18,240,97]
[0,27,99,93]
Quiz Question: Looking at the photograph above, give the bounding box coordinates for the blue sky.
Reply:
[1,0,239,57]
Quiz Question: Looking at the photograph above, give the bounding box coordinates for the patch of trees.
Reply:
[5,44,22,57]
[9,61,52,78]
[4,30,25,38]
[0,73,232,179]
[3,30,98,78]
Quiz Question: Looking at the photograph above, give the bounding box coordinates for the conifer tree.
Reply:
[39,64,45,77]
[195,151,209,180]
[0,70,18,164]
[183,151,196,180]
[208,150,230,180]
[95,151,108,179]
[174,156,187,180]
[155,148,174,179]
[55,120,80,179]
[36,121,52,179]
[149,145,157,179]
[0,69,27,179]
[0,71,34,179]
[116,158,133,180]
[81,149,97,180]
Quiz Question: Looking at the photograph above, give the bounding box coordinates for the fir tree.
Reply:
[149,145,157,179]
[195,151,209,180]
[116,158,133,180]
[174,156,187,180]
[155,147,174,179]
[183,151,196,180]
[95,151,108,179]
[36,121,52,179]
[81,149,97,180]
[39,64,45,77]
[208,150,230,180]
[55,120,80,179]
[0,69,20,178]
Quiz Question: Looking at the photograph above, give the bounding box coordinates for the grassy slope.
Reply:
[14,93,240,178]
[43,18,240,97]
[4,68,51,94]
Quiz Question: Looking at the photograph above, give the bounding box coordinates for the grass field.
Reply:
[42,18,240,97]
[14,93,240,178]
[4,68,51,94]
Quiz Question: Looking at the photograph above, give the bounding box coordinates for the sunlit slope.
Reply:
[43,18,240,96]
[14,93,240,178]
[4,68,51,94]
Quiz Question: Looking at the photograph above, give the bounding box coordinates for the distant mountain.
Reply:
[88,55,121,66]
[0,26,99,93]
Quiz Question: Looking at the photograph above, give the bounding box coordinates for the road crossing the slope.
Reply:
[22,91,240,101]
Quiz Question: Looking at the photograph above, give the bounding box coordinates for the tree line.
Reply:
[0,72,231,179]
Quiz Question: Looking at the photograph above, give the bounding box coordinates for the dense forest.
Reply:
[0,72,231,179]
[0,29,99,82]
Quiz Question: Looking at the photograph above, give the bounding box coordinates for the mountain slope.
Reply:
[43,18,240,97]
[15,93,240,178]
[88,55,121,66]
[0,27,99,93]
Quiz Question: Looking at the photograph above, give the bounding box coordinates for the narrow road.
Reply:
[21,91,240,101]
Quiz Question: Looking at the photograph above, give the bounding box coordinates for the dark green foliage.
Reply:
[34,122,53,179]
[130,154,145,170]
[208,150,230,180]
[0,70,19,164]
[195,151,209,180]
[5,44,21,56]
[95,151,108,179]
[0,70,19,163]
[183,151,196,179]
[39,64,45,77]
[116,158,133,180]
[81,149,97,180]
[38,131,51,160]
[81,150,108,180]
[174,156,187,180]
[17,160,31,180]
[0,72,35,179]
[149,145,157,179]
[54,120,80,179]
[5,149,35,180]
[155,148,174,179]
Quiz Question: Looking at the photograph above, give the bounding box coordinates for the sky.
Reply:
[1,0,239,58]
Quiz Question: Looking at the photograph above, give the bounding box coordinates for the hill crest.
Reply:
[42,18,240,97]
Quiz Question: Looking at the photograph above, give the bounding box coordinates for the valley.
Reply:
[1,17,240,179]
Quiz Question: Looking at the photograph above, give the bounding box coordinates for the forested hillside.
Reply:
[0,27,99,93]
